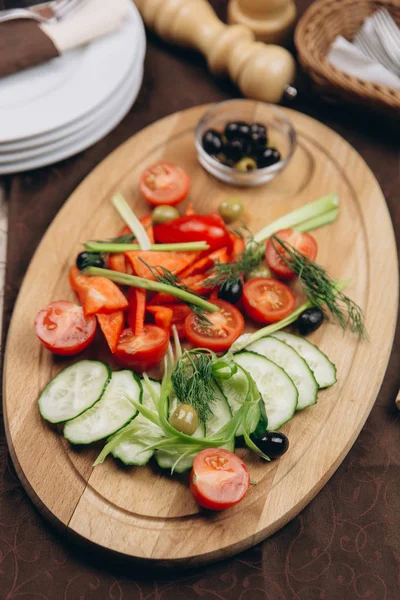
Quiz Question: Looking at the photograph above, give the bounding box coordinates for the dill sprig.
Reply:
[204,232,265,290]
[139,259,212,326]
[109,232,135,244]
[171,350,216,423]
[271,234,368,338]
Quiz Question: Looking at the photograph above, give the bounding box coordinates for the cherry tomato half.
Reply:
[266,229,318,279]
[242,278,296,324]
[34,300,97,356]
[184,299,244,352]
[140,162,190,206]
[114,325,169,372]
[190,448,250,511]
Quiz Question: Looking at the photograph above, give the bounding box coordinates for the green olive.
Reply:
[151,205,180,225]
[245,264,272,281]
[169,403,199,435]
[235,157,257,172]
[218,196,244,224]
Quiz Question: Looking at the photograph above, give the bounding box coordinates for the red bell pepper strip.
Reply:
[97,311,124,353]
[146,305,173,329]
[127,288,146,336]
[153,213,231,251]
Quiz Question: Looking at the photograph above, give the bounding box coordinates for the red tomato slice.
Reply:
[35,301,96,356]
[242,278,295,324]
[184,299,244,352]
[114,325,169,372]
[266,229,318,279]
[140,162,190,206]
[190,448,250,511]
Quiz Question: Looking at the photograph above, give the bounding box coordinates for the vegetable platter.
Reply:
[3,104,398,567]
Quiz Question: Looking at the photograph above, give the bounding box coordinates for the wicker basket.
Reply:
[295,0,400,117]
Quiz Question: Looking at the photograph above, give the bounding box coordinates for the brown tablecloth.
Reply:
[1,1,400,598]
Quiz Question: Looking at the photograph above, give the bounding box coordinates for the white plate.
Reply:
[0,27,146,163]
[0,60,143,164]
[0,2,142,142]
[0,64,144,174]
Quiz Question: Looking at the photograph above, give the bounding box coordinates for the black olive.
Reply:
[257,147,281,168]
[202,129,223,155]
[76,251,104,271]
[224,121,251,141]
[297,307,324,335]
[250,131,268,154]
[253,431,289,459]
[218,279,243,304]
[250,123,267,137]
[223,139,249,162]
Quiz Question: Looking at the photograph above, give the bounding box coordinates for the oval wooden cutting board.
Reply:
[3,105,398,567]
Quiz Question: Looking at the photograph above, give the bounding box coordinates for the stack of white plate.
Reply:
[0,2,145,175]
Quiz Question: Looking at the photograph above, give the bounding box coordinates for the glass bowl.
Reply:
[195,99,296,187]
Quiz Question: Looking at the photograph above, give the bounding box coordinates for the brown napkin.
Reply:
[0,20,59,78]
[0,0,130,79]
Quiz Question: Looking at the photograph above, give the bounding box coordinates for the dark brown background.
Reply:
[1,1,400,598]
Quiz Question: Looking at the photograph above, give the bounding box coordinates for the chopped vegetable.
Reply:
[112,193,152,251]
[108,253,127,273]
[77,275,129,316]
[114,325,169,372]
[185,299,245,352]
[127,288,146,336]
[242,278,296,324]
[35,301,97,356]
[153,213,231,251]
[125,250,202,280]
[146,305,173,329]
[190,448,250,510]
[96,311,124,353]
[185,202,195,215]
[266,229,318,279]
[140,162,190,206]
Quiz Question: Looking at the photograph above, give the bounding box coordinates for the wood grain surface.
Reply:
[2,105,398,567]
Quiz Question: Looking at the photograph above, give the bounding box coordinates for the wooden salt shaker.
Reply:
[133,0,296,104]
[227,0,297,45]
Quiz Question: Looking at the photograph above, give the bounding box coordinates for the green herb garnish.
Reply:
[271,234,367,338]
[204,232,265,290]
[171,350,216,423]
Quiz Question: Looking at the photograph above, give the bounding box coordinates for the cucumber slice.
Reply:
[247,336,318,410]
[272,331,337,389]
[64,370,142,445]
[234,351,298,431]
[112,379,162,466]
[39,360,111,424]
[205,382,232,437]
[217,366,261,436]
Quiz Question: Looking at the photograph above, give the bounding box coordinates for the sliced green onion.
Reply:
[112,193,151,251]
[295,208,339,233]
[84,266,219,314]
[254,194,339,243]
[84,241,210,253]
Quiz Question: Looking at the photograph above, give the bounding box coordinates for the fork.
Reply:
[0,0,83,24]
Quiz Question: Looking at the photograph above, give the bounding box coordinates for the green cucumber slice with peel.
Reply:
[112,379,162,466]
[271,331,337,389]
[64,370,142,445]
[234,351,298,431]
[39,360,111,424]
[217,365,261,436]
[247,336,318,410]
[205,382,232,437]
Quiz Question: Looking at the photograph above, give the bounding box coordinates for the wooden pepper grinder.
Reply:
[133,0,296,104]
[227,0,297,46]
